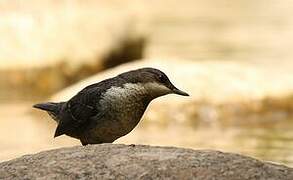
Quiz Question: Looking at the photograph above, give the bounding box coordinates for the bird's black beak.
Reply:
[172,87,189,96]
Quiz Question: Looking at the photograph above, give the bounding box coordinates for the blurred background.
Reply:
[1,0,293,166]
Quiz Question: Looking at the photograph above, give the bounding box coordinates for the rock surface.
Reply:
[53,59,293,126]
[0,144,292,180]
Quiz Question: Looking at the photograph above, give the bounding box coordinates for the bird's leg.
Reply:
[80,140,88,146]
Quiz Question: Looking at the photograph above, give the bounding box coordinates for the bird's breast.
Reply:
[97,83,150,133]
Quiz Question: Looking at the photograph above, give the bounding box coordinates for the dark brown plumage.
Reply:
[33,68,189,145]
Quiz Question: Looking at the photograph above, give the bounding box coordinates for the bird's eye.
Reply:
[158,74,167,82]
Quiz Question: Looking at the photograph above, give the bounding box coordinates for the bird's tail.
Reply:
[33,102,60,112]
[33,102,64,122]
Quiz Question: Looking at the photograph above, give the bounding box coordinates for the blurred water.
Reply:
[1,102,293,167]
[144,0,293,67]
[138,0,293,166]
[122,120,293,166]
[1,0,293,167]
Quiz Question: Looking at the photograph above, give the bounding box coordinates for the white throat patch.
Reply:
[100,82,171,104]
[142,82,171,95]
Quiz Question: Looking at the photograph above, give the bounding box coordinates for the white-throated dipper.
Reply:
[33,68,189,145]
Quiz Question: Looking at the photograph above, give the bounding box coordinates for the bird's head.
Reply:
[118,67,189,98]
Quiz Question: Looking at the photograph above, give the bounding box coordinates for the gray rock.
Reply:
[0,144,292,180]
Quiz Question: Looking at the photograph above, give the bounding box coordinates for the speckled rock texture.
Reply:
[0,144,292,180]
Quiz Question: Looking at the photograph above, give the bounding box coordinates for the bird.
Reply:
[33,67,189,145]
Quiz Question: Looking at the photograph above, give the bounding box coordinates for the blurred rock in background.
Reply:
[53,58,293,127]
[1,0,293,166]
[2,0,293,100]
[0,0,146,100]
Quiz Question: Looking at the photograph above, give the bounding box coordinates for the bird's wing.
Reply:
[54,83,105,137]
[54,77,125,137]
[67,85,102,124]
[67,77,125,124]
